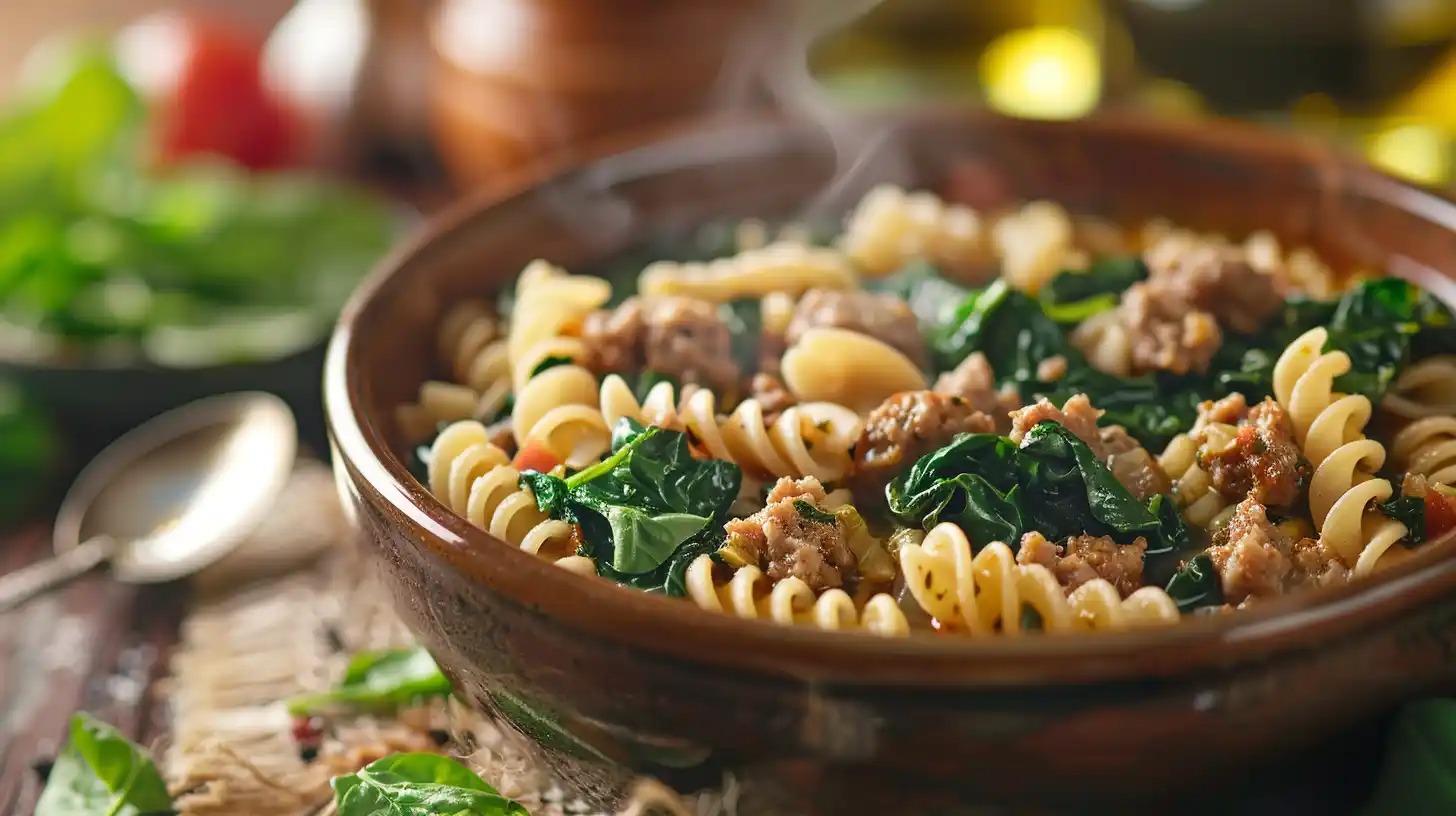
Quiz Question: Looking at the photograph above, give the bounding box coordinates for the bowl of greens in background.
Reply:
[0,32,400,471]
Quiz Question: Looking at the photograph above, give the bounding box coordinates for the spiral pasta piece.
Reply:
[991,200,1074,297]
[601,373,862,482]
[684,555,908,636]
[639,241,856,302]
[898,523,1180,635]
[780,327,927,414]
[394,301,514,441]
[426,420,596,575]
[507,260,613,468]
[838,184,986,278]
[1392,416,1456,486]
[1273,327,1407,574]
[1159,425,1235,529]
[1384,357,1456,420]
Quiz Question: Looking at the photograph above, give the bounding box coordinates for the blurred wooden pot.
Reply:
[430,0,779,187]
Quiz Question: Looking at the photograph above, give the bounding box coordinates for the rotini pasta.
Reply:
[1160,424,1236,529]
[638,241,856,302]
[898,523,1180,634]
[837,184,986,278]
[780,327,927,413]
[397,183,1456,637]
[1392,416,1456,486]
[1273,327,1407,574]
[599,373,863,482]
[1384,356,1456,420]
[991,200,1074,296]
[684,555,908,636]
[427,420,596,576]
[507,260,613,468]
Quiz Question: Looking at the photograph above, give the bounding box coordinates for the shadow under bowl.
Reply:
[324,108,1456,814]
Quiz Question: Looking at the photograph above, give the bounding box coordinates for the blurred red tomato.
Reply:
[118,12,307,171]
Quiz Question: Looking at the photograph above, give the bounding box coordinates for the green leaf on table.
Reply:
[34,712,173,816]
[286,647,451,716]
[331,753,529,816]
[1362,698,1456,815]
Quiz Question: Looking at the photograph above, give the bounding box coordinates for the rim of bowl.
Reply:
[325,106,1456,686]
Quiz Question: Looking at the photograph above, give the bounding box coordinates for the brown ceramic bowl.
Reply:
[325,108,1456,815]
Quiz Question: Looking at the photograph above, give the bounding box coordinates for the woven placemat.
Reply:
[159,462,720,816]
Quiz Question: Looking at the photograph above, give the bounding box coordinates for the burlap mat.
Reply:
[160,462,726,816]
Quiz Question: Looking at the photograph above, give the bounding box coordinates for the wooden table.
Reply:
[0,523,188,814]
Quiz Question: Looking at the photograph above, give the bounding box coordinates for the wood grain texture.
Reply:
[0,524,186,815]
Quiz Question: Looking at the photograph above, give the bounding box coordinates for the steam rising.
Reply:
[534,0,906,251]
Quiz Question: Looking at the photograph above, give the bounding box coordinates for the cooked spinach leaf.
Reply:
[1048,257,1147,316]
[331,753,529,816]
[528,355,574,378]
[286,647,451,716]
[887,422,1190,558]
[35,712,173,816]
[869,260,972,330]
[1379,491,1427,547]
[718,298,763,376]
[1164,553,1224,613]
[523,419,741,576]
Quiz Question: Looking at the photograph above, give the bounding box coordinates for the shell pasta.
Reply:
[396,181,1456,638]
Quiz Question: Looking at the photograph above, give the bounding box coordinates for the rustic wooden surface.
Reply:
[0,522,189,815]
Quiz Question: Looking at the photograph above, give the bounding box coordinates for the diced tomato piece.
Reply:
[1425,490,1456,541]
[512,442,560,474]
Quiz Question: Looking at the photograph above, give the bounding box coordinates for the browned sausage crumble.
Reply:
[787,288,928,368]
[1205,498,1347,606]
[582,296,740,395]
[1017,532,1148,599]
[931,352,1022,433]
[850,391,996,506]
[722,476,857,592]
[1197,397,1309,509]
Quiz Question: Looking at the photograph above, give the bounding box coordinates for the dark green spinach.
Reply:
[1163,553,1225,613]
[886,422,1190,559]
[868,260,972,331]
[286,647,451,716]
[1038,255,1149,324]
[331,753,529,816]
[1379,490,1427,547]
[528,355,573,378]
[717,298,764,377]
[35,712,173,816]
[522,419,741,577]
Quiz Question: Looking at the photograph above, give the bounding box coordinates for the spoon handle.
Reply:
[0,538,119,613]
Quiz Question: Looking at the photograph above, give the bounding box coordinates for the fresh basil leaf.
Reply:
[1361,698,1456,815]
[600,507,709,574]
[1164,553,1224,613]
[331,752,528,816]
[35,712,173,816]
[1380,492,1427,547]
[529,355,573,378]
[287,647,451,716]
[793,499,838,525]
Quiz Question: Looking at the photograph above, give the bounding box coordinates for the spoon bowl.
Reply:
[0,392,297,612]
[54,392,298,583]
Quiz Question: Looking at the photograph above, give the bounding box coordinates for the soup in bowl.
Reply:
[324,109,1456,813]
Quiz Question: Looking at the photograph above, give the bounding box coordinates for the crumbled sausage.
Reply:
[749,373,797,425]
[1206,497,1347,606]
[723,476,855,592]
[786,289,928,368]
[581,298,645,374]
[1036,355,1069,382]
[1147,244,1284,334]
[581,296,741,395]
[1194,393,1250,431]
[1010,394,1106,457]
[932,353,1021,433]
[1016,532,1147,598]
[1198,398,1309,508]
[851,391,996,505]
[643,297,740,395]
[1119,281,1223,376]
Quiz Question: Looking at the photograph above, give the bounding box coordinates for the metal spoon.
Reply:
[0,392,297,612]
